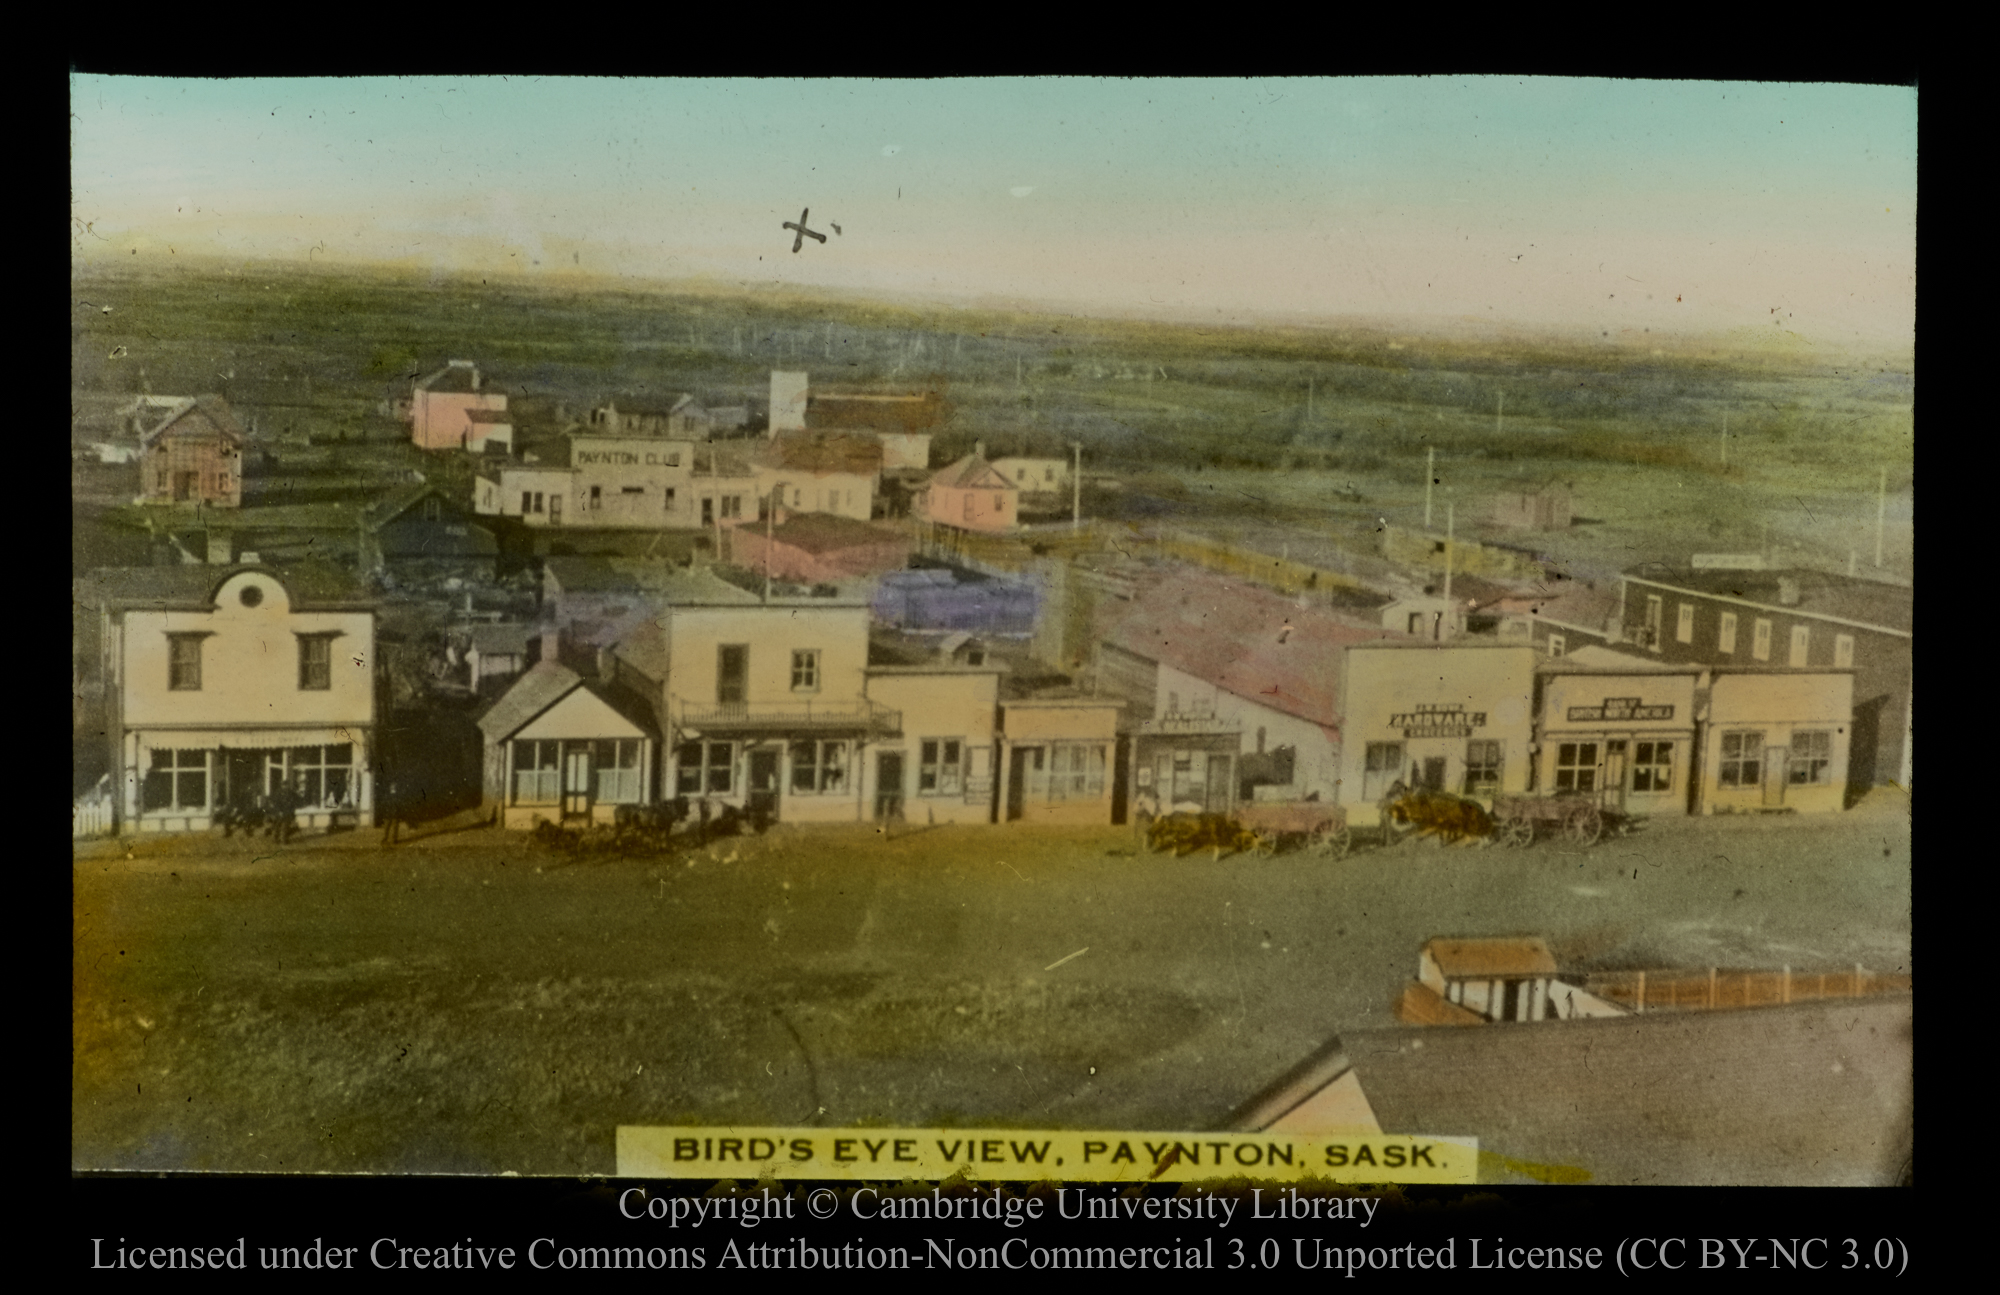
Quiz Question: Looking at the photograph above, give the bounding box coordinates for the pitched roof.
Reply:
[138,395,244,449]
[1422,937,1559,979]
[928,453,1013,491]
[475,661,584,740]
[806,390,944,432]
[1476,580,1620,631]
[762,512,906,555]
[1098,567,1402,728]
[760,431,885,476]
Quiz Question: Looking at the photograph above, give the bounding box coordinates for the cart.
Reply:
[1490,792,1615,847]
[1233,801,1353,860]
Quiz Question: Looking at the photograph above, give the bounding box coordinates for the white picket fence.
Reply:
[72,777,115,839]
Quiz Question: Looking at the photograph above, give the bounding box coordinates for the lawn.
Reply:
[74,812,1909,1177]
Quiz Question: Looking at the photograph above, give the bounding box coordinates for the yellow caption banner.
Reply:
[617,1127,1477,1185]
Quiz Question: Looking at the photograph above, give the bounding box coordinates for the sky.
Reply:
[70,76,1917,348]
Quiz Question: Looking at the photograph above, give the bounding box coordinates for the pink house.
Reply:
[411,361,508,451]
[918,447,1018,534]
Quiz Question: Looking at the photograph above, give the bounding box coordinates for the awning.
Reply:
[132,727,371,751]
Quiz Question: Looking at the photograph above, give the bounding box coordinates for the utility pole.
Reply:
[762,491,775,603]
[1496,390,1504,437]
[1875,468,1887,567]
[1307,377,1314,423]
[1071,441,1083,532]
[1424,446,1436,529]
[1442,501,1454,636]
[1721,410,1728,466]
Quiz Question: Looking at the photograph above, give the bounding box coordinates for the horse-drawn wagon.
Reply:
[1489,792,1617,847]
[1233,800,1353,859]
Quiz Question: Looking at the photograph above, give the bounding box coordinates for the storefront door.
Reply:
[1205,754,1233,814]
[748,749,780,821]
[562,747,593,819]
[1603,742,1628,812]
[1420,757,1447,792]
[875,752,904,821]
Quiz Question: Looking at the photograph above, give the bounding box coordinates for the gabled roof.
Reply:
[365,482,471,528]
[759,432,885,476]
[1098,566,1401,728]
[1476,580,1620,631]
[927,453,1013,491]
[476,661,580,740]
[138,395,244,449]
[415,361,483,394]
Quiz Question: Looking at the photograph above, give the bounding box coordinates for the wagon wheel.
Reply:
[1249,830,1279,859]
[1309,822,1352,860]
[1501,815,1536,848]
[1564,805,1604,847]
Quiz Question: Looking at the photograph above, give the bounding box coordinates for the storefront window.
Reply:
[1788,731,1832,785]
[790,740,849,794]
[143,748,209,812]
[273,744,354,807]
[1363,742,1405,801]
[513,740,561,803]
[677,741,736,796]
[919,740,963,795]
[1632,741,1673,792]
[1719,732,1764,788]
[1048,743,1106,800]
[1554,743,1599,793]
[1462,740,1503,796]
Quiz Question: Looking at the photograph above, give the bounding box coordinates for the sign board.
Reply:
[1566,697,1675,722]
[1387,704,1486,739]
[617,1125,1477,1185]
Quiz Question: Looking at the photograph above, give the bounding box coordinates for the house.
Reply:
[729,513,911,584]
[476,439,577,527]
[358,483,499,579]
[1377,593,1464,642]
[991,456,1071,497]
[136,395,245,508]
[1696,667,1854,815]
[410,361,508,451]
[1336,641,1541,827]
[1486,478,1574,531]
[588,394,715,440]
[465,623,533,688]
[1096,567,1402,809]
[807,390,945,436]
[862,650,1006,825]
[475,658,661,830]
[463,408,514,454]
[753,432,882,523]
[690,447,760,532]
[84,563,377,834]
[1534,648,1701,816]
[1617,565,1911,790]
[1470,580,1621,658]
[996,691,1122,825]
[917,445,1018,534]
[566,432,699,529]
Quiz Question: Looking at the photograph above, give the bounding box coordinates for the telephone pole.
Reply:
[1875,468,1888,567]
[1424,446,1436,529]
[1071,442,1083,532]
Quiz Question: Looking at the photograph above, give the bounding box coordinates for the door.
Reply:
[1762,746,1789,807]
[1420,756,1446,792]
[1008,748,1043,821]
[717,645,748,706]
[1205,754,1233,815]
[875,752,905,822]
[562,746,593,819]
[174,471,198,502]
[701,497,715,526]
[1602,741,1628,812]
[748,749,779,821]
[549,494,563,525]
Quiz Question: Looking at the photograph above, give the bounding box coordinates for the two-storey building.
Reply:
[1617,564,1911,791]
[136,395,244,508]
[753,432,882,523]
[411,360,508,451]
[86,564,377,834]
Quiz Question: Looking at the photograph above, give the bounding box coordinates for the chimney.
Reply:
[539,624,562,665]
[1778,577,1801,607]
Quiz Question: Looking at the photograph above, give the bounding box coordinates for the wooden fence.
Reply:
[73,788,114,839]
[1587,966,1911,1014]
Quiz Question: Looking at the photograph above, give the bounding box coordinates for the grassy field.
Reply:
[74,809,1910,1179]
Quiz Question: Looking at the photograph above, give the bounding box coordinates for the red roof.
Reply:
[1099,567,1403,729]
[762,513,907,556]
[760,432,884,476]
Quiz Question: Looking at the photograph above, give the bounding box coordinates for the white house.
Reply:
[85,564,378,834]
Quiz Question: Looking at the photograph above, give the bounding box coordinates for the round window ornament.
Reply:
[239,585,263,608]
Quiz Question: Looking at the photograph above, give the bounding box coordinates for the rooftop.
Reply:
[928,453,1013,491]
[542,557,761,604]
[1422,937,1559,979]
[139,394,245,448]
[759,431,885,476]
[1624,565,1913,633]
[415,361,484,394]
[77,561,372,613]
[758,512,906,555]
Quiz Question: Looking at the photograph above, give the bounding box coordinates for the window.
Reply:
[1719,612,1738,654]
[1045,467,1056,483]
[1362,742,1405,801]
[1463,740,1503,796]
[790,740,849,794]
[677,741,736,795]
[297,634,335,690]
[594,740,644,803]
[273,744,354,807]
[1047,743,1107,800]
[664,488,677,511]
[1789,625,1810,667]
[1546,633,1566,659]
[665,452,681,468]
[141,748,208,812]
[238,585,263,608]
[622,486,645,495]
[167,634,204,691]
[721,496,742,520]
[590,485,603,509]
[1644,595,1663,648]
[1554,742,1599,793]
[1632,741,1673,792]
[512,740,561,804]
[791,650,820,693]
[717,645,748,705]
[1752,619,1772,661]
[1719,731,1764,788]
[1789,731,1833,785]
[994,493,1005,510]
[1676,603,1695,644]
[919,740,965,795]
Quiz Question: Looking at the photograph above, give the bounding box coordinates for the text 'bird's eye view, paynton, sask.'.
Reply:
[71,76,1911,1190]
